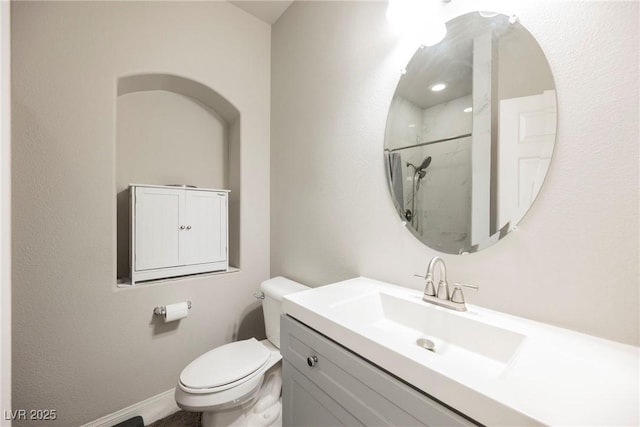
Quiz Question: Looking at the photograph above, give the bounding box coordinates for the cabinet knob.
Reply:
[186,225,192,230]
[307,355,318,367]
[179,225,186,230]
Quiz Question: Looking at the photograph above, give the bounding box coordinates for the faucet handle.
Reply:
[454,282,478,290]
[450,283,478,304]
[415,274,437,297]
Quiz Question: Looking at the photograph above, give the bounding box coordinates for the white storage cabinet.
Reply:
[130,184,229,285]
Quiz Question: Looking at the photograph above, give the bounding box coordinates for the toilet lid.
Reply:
[180,338,270,390]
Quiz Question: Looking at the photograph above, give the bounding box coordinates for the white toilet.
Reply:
[175,277,308,427]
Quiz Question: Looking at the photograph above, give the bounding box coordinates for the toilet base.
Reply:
[201,365,282,427]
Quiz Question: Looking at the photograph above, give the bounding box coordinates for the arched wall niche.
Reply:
[116,73,241,282]
[118,74,240,122]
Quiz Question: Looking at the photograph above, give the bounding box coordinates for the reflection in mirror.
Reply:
[384,12,557,254]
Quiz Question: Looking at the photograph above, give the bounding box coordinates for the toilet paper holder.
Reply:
[153,301,192,316]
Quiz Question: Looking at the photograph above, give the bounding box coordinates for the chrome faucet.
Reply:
[418,256,478,311]
[422,256,448,300]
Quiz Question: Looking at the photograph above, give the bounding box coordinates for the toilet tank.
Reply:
[261,276,308,348]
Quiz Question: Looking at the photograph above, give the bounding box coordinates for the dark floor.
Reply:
[147,411,202,427]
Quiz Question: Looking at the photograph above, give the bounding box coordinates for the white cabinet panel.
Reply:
[134,186,184,271]
[184,190,227,265]
[130,185,229,285]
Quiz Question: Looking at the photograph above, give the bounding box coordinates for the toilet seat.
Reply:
[179,338,270,394]
[175,339,282,413]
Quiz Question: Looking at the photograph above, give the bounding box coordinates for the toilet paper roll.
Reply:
[164,302,189,323]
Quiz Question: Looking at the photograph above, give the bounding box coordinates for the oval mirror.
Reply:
[384,12,557,254]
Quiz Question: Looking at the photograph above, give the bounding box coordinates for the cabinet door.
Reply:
[134,186,184,271]
[283,360,362,427]
[281,315,478,427]
[182,191,227,265]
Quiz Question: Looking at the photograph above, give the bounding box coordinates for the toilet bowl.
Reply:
[175,277,308,427]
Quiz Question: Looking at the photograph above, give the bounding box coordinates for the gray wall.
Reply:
[271,1,639,346]
[12,2,270,425]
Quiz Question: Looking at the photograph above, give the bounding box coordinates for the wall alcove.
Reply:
[116,74,241,282]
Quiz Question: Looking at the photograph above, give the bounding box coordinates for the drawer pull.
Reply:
[307,355,318,367]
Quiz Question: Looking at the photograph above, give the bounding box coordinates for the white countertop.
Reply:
[283,277,640,426]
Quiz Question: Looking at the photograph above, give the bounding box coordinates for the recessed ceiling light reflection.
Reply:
[463,107,473,113]
[430,83,447,92]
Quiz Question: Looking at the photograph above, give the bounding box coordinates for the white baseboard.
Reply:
[80,388,179,427]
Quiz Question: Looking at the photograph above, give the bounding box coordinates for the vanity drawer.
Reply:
[281,315,478,427]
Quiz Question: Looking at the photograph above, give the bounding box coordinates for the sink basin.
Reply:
[330,290,525,376]
[282,277,640,427]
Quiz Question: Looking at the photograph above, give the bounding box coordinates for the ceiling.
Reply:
[396,13,513,109]
[229,1,294,25]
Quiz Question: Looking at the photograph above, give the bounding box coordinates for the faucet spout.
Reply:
[427,256,446,280]
[419,256,478,311]
[426,256,449,300]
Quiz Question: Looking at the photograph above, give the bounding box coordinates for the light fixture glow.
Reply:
[386,0,448,47]
[463,107,473,113]
[431,83,447,92]
[415,20,447,47]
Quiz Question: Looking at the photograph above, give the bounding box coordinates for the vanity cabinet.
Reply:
[130,185,228,285]
[281,315,478,427]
